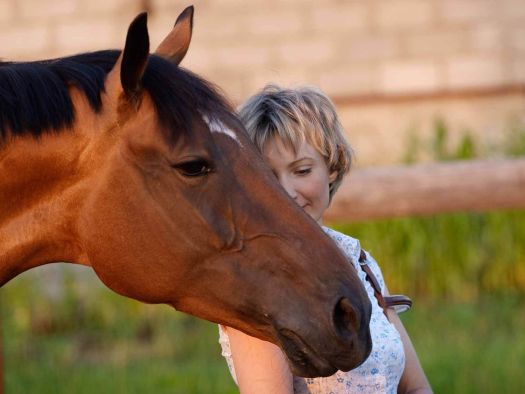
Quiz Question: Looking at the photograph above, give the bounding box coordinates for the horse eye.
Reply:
[174,160,212,177]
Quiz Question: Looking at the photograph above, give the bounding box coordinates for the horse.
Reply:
[0,6,371,378]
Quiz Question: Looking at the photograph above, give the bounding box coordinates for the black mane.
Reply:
[0,50,234,143]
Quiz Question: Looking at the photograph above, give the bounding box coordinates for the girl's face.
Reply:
[263,136,336,223]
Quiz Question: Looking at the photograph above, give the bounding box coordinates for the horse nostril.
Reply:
[333,297,360,339]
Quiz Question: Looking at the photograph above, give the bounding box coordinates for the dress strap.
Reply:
[358,249,413,318]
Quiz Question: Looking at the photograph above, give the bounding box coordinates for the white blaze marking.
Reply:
[202,114,242,146]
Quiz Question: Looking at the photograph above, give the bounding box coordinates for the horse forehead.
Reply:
[201,114,242,147]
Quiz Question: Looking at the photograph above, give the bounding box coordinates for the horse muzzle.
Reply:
[275,295,372,378]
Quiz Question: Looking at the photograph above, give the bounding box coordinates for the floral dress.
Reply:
[218,227,405,393]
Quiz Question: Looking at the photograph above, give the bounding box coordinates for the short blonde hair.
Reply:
[238,85,353,200]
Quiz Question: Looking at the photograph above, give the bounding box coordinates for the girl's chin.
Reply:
[300,206,323,224]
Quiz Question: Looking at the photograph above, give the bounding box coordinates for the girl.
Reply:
[219,85,432,394]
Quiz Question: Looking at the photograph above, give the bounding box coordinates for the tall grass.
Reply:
[333,210,525,301]
[402,295,525,393]
[2,275,525,393]
[362,119,525,300]
[402,117,525,163]
[2,275,237,394]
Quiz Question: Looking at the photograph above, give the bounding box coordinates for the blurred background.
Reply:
[1,0,524,392]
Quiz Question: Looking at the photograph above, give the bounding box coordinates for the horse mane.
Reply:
[0,50,235,144]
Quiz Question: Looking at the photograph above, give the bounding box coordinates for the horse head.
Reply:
[0,7,372,377]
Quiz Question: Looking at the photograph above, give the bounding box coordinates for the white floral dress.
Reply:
[218,227,405,393]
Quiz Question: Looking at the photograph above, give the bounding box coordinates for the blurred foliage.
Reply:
[359,118,525,300]
[2,278,524,393]
[403,117,525,163]
[2,274,237,394]
[503,120,525,157]
[333,210,525,301]
[4,210,524,393]
[402,295,525,394]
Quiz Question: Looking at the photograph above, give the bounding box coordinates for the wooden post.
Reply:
[325,158,525,222]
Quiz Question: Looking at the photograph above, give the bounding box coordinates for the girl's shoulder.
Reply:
[322,226,361,267]
[322,226,386,292]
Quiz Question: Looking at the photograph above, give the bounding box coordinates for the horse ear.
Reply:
[155,5,193,65]
[121,12,150,98]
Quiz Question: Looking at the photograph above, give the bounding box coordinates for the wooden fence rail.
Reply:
[325,157,525,223]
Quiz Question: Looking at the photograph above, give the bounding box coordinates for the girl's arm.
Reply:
[225,326,294,394]
[384,287,433,394]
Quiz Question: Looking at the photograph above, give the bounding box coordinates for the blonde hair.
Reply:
[238,85,353,200]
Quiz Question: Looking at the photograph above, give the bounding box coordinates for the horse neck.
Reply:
[0,125,95,285]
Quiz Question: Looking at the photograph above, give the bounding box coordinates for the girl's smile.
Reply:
[263,137,336,223]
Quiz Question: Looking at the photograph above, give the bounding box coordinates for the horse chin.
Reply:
[288,356,338,379]
[278,329,338,378]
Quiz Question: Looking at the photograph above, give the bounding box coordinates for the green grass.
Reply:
[332,210,525,301]
[2,283,525,393]
[2,281,238,394]
[2,210,525,393]
[402,295,525,393]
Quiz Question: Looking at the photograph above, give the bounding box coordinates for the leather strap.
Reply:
[358,249,413,318]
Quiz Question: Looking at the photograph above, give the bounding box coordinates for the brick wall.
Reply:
[1,0,524,164]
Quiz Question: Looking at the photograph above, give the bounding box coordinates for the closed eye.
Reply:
[173,159,213,177]
[295,167,312,176]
